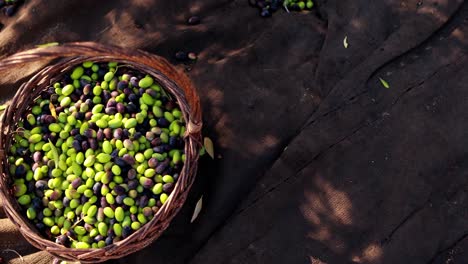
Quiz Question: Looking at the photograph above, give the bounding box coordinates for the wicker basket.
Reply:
[0,42,202,262]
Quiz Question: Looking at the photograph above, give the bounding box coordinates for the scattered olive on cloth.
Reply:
[8,61,187,249]
[249,0,314,17]
[0,0,23,17]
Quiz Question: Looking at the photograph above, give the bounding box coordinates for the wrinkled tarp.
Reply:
[0,0,466,263]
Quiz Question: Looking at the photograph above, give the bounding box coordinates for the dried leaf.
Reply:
[2,249,24,262]
[283,1,290,13]
[204,137,214,159]
[379,77,390,89]
[190,196,203,223]
[343,36,349,48]
[36,42,59,48]
[49,102,57,118]
[48,139,59,169]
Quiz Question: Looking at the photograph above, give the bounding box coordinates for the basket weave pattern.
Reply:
[0,42,202,262]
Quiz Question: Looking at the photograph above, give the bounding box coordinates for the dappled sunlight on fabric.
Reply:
[189,3,202,13]
[299,174,354,256]
[350,19,364,30]
[452,28,467,44]
[213,115,234,149]
[206,44,254,66]
[418,4,448,22]
[309,256,327,264]
[175,23,209,32]
[130,0,156,7]
[102,10,162,47]
[301,176,353,226]
[245,135,279,156]
[351,243,383,263]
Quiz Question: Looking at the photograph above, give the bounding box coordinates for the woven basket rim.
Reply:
[0,42,202,262]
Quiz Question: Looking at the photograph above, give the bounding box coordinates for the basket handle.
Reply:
[0,42,202,138]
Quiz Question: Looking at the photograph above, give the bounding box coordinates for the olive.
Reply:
[148,158,158,168]
[163,183,174,193]
[117,81,128,90]
[122,226,132,238]
[93,182,102,194]
[105,107,117,115]
[116,103,125,114]
[127,169,137,180]
[126,103,138,114]
[187,16,201,25]
[157,118,169,128]
[103,128,113,140]
[114,186,126,195]
[113,128,123,139]
[175,51,188,61]
[260,7,271,17]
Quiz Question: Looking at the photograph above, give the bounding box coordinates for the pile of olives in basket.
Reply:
[8,61,186,249]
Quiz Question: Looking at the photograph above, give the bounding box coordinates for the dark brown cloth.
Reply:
[0,0,467,263]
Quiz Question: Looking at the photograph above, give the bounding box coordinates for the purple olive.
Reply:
[93,182,102,194]
[35,180,48,190]
[71,178,82,189]
[145,89,158,98]
[115,195,126,204]
[126,103,138,113]
[157,118,169,128]
[122,154,135,165]
[50,190,61,201]
[127,169,136,180]
[83,84,92,95]
[97,129,104,141]
[117,81,128,90]
[102,90,111,102]
[106,99,117,108]
[130,77,139,88]
[116,103,125,114]
[105,107,117,115]
[148,158,158,168]
[70,128,79,136]
[85,112,93,120]
[123,88,132,97]
[128,94,138,103]
[187,16,201,25]
[163,183,174,193]
[139,196,149,207]
[81,141,89,151]
[143,207,153,217]
[122,226,132,238]
[88,138,98,150]
[114,185,126,195]
[103,128,113,140]
[43,115,56,124]
[113,128,123,139]
[101,197,109,208]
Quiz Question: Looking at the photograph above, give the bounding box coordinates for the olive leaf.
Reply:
[204,137,214,159]
[199,146,206,156]
[49,102,57,118]
[379,77,390,89]
[190,196,203,223]
[343,36,349,48]
[36,42,59,48]
[48,139,59,169]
